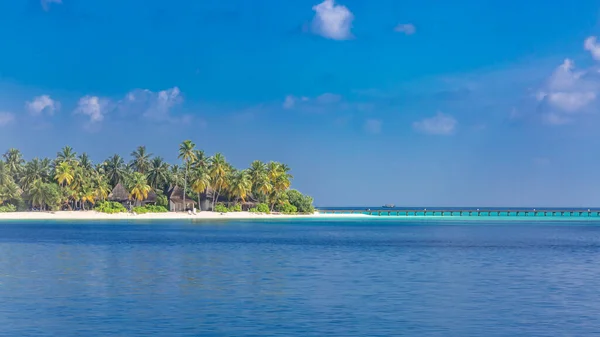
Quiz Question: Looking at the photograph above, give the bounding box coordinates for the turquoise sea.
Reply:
[1,219,600,336]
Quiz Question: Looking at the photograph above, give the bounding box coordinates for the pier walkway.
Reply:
[318,208,600,217]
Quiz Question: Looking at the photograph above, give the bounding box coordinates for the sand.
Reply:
[0,211,369,221]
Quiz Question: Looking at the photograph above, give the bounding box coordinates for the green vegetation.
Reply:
[95,201,127,214]
[132,205,168,214]
[255,203,270,214]
[214,203,229,213]
[0,204,16,212]
[276,202,298,214]
[286,190,315,214]
[0,142,315,213]
[228,204,242,212]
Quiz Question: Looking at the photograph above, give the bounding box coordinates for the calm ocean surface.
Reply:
[1,219,600,336]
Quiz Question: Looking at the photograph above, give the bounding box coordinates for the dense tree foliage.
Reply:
[0,141,315,213]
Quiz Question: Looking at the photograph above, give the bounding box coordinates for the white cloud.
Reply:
[120,87,184,122]
[584,36,600,61]
[26,95,58,116]
[282,93,338,111]
[315,92,342,104]
[413,112,457,135]
[364,119,382,134]
[544,112,571,125]
[41,0,62,11]
[536,58,599,122]
[74,96,108,123]
[283,95,296,109]
[0,112,15,126]
[311,0,354,40]
[394,23,416,35]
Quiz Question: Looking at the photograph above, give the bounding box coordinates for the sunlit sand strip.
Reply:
[0,211,370,221]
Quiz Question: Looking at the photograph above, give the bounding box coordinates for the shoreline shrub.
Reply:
[228,204,242,212]
[0,204,17,212]
[214,203,229,213]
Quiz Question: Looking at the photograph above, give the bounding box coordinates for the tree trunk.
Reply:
[183,168,187,212]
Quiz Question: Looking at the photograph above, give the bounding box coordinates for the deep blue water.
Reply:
[1,220,600,336]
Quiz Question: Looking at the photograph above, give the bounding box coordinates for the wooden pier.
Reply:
[317,208,600,217]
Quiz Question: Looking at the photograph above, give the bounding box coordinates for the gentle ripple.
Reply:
[1,220,600,336]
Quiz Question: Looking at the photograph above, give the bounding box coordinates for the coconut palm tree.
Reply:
[178,140,197,210]
[80,183,96,210]
[79,153,93,172]
[92,172,111,202]
[20,158,51,191]
[191,166,211,210]
[3,148,24,180]
[248,160,271,203]
[229,169,252,203]
[147,157,170,190]
[130,146,153,174]
[54,162,74,187]
[128,172,151,206]
[56,146,77,165]
[104,154,126,187]
[208,153,228,209]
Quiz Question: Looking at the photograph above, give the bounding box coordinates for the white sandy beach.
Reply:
[0,211,370,221]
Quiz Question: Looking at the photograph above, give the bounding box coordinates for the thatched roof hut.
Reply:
[144,190,157,204]
[108,183,129,202]
[167,185,196,212]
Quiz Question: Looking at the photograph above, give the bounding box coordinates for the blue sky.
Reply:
[2,0,600,207]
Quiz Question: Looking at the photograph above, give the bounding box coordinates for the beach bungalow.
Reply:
[108,183,130,206]
[108,183,157,208]
[167,185,196,212]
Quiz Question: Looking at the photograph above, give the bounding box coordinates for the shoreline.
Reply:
[0,211,370,221]
[1,211,600,222]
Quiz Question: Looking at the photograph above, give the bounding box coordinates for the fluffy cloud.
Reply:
[311,0,354,40]
[282,93,339,112]
[122,87,184,122]
[73,87,187,128]
[74,96,109,124]
[41,0,62,11]
[0,112,15,126]
[364,119,382,134]
[283,95,297,109]
[584,36,600,61]
[394,23,416,35]
[26,95,58,116]
[536,58,599,124]
[413,112,457,135]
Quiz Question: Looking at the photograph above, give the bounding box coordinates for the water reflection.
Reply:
[0,221,600,336]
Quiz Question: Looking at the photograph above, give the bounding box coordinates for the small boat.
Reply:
[382,204,395,208]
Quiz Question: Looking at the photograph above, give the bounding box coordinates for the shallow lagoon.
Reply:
[1,219,600,336]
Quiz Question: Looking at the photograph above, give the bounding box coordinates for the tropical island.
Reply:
[0,141,353,220]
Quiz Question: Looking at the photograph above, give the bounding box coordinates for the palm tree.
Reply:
[248,160,271,203]
[147,157,170,190]
[104,154,125,187]
[92,172,111,202]
[20,158,50,191]
[178,140,197,211]
[3,148,24,180]
[266,162,293,210]
[191,166,211,210]
[128,172,151,206]
[0,161,20,204]
[208,153,228,209]
[229,169,252,203]
[79,153,93,172]
[56,146,77,165]
[80,183,96,210]
[54,162,74,187]
[130,146,153,174]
